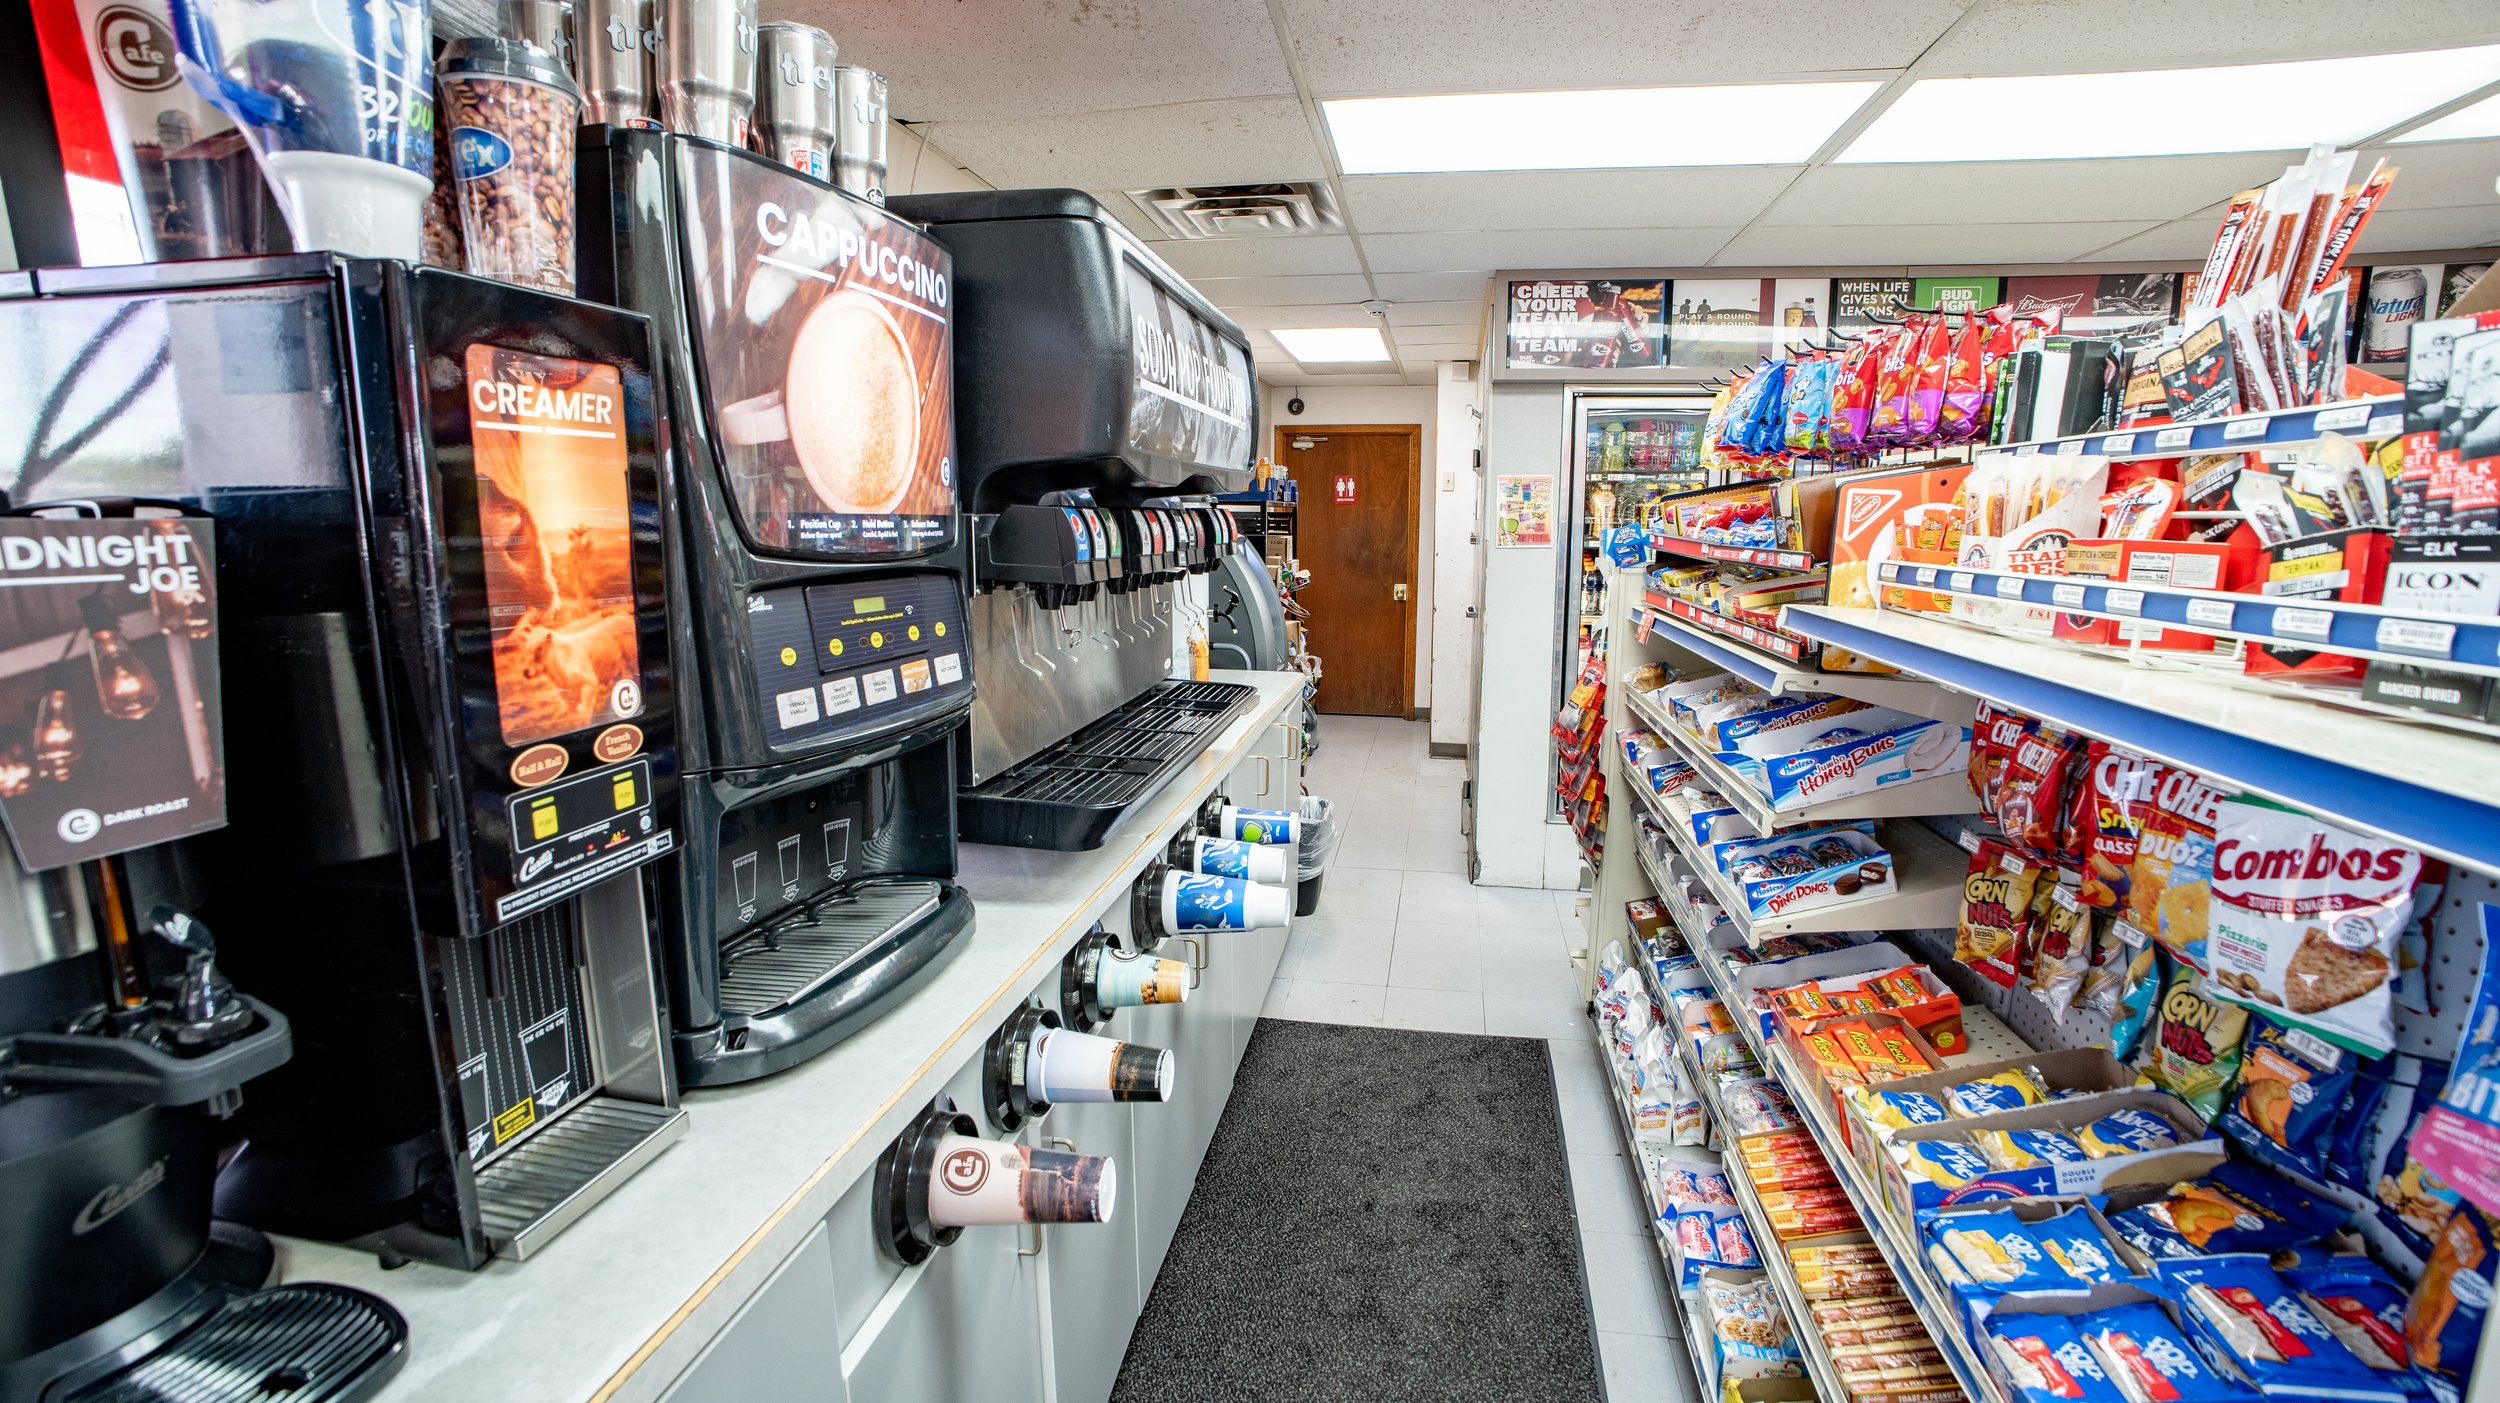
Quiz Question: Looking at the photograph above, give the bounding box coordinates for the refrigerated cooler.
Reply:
[1557,390,1711,697]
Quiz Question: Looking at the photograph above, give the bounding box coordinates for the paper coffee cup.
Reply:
[1217,805,1297,845]
[924,1133,1117,1228]
[1094,950,1188,1008]
[1161,873,1289,933]
[1028,1027,1174,1105]
[1185,836,1287,885]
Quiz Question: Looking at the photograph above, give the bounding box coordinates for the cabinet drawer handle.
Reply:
[1049,1138,1076,1152]
[1257,755,1273,791]
[1018,1222,1044,1258]
[1178,935,1206,988]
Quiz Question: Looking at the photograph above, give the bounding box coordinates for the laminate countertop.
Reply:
[272,670,1309,1403]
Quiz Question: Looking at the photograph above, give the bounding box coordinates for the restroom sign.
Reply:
[1334,475,1356,504]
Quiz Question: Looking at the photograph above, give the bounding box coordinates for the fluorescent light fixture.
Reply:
[2396,88,2500,143]
[1839,44,2500,162]
[1271,327,1392,363]
[1323,83,1881,174]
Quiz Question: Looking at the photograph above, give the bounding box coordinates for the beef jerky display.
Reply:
[0,260,687,1271]
[578,124,975,1087]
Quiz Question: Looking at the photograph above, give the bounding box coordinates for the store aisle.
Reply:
[1273,714,1700,1403]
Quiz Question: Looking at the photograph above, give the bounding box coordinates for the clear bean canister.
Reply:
[438,37,583,295]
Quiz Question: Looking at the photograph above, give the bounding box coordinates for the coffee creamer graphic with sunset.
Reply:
[466,345,644,747]
[680,145,958,558]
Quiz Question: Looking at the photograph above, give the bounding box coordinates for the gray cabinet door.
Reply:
[661,1224,848,1403]
[1035,1095,1141,1403]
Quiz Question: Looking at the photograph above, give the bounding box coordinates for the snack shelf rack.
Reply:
[1648,532,1818,573]
[1589,1013,1719,1398]
[1764,1041,2014,1403]
[1622,684,1980,833]
[1968,392,2402,461]
[1782,603,2500,876]
[1644,595,1814,667]
[1634,599,1966,719]
[1720,1150,1856,1402]
[1621,770,1966,942]
[1637,841,1738,949]
[1867,558,2500,679]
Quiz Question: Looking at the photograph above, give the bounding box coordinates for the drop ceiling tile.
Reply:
[2356,138,2500,210]
[1151,236,1367,280]
[1191,274,1377,306]
[1713,221,2159,266]
[2356,204,2500,254]
[2076,219,2230,263]
[1277,0,1967,94]
[1341,168,1804,233]
[1381,301,1484,327]
[773,0,1293,121]
[1400,341,1484,359]
[1372,271,1497,301]
[1366,227,1739,274]
[1770,154,2297,227]
[1923,0,2500,74]
[1391,325,1483,346]
[922,98,1326,190]
[1083,189,1173,244]
[1227,303,1381,329]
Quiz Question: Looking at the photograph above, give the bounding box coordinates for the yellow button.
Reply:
[531,800,558,840]
[828,638,844,657]
[612,773,637,810]
[778,646,797,666]
[870,631,884,648]
[907,624,921,642]
[935,621,947,637]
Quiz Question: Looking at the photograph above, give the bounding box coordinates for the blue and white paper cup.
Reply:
[1161,872,1290,932]
[1184,836,1289,885]
[1218,805,1298,845]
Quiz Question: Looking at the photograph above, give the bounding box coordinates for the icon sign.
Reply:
[1334,475,1356,505]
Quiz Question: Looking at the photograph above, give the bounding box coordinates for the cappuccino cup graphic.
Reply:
[716,290,920,515]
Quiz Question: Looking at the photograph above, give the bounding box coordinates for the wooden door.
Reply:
[1281,426,1418,716]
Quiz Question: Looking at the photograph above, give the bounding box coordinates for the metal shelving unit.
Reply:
[1638,602,1967,718]
[1648,532,1818,573]
[1621,685,1978,833]
[1721,1154,1855,1402]
[1970,393,2401,461]
[1587,1012,1717,1402]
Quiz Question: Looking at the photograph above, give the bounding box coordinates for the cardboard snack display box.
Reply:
[1720,706,1972,813]
[1874,1087,2223,1220]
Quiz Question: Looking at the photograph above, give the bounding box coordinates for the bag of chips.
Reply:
[2108,1162,2346,1261]
[2122,766,2230,968]
[2204,797,2421,1058]
[1906,312,1953,443]
[1959,840,2044,988]
[2105,933,2163,1061]
[2027,866,2093,1009]
[2217,1017,2359,1182]
[2001,725,2088,857]
[2079,746,2160,910]
[2408,1204,2498,1393]
[2142,964,2251,1121]
[1939,311,1992,443]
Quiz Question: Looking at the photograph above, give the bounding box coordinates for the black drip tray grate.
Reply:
[68,1284,406,1403]
[963,679,1260,850]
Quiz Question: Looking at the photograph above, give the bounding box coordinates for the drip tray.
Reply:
[67,1284,406,1403]
[718,880,946,1018]
[961,679,1259,850]
[475,1097,688,1260]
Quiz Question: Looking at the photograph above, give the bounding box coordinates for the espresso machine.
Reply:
[0,256,688,1271]
[578,130,977,1086]
[885,190,1261,850]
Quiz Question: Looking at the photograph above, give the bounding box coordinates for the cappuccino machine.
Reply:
[886,190,1264,851]
[0,257,689,1272]
[578,130,977,1085]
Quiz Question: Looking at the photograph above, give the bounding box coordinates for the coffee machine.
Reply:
[0,255,688,1270]
[884,190,1261,850]
[578,130,976,1086]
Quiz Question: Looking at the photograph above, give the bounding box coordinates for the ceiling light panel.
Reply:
[1840,45,2500,162]
[1271,327,1393,362]
[1322,83,1882,174]
[2396,89,2500,142]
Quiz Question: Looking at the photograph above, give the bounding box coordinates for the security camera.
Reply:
[1359,300,1392,318]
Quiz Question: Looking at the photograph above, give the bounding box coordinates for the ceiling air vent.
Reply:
[1126,183,1344,240]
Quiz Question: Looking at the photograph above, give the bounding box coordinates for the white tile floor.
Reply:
[1267,714,1699,1403]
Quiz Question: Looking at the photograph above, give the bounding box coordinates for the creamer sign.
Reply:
[0,529,202,599]
[469,377,618,427]
[754,202,950,309]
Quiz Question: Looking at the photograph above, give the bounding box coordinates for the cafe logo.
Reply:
[452,125,514,182]
[73,1157,168,1234]
[96,6,179,92]
[940,1147,989,1195]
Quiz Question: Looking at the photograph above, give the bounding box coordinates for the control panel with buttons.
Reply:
[744,570,970,748]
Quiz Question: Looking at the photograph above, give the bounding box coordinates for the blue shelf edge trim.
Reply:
[1972,394,2403,461]
[1642,608,1782,690]
[1786,607,2500,876]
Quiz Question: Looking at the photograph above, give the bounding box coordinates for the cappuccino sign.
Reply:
[0,518,227,872]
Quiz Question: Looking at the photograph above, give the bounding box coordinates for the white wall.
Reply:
[1260,384,1438,713]
[1471,381,1574,889]
[1429,363,1484,753]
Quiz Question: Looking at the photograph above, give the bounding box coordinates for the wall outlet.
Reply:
[1440,471,1455,492]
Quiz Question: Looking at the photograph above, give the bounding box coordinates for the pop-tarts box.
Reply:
[1719,706,1970,813]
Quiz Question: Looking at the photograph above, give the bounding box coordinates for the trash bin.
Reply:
[1294,795,1338,917]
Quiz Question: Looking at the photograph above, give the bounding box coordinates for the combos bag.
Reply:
[2205,798,2423,1057]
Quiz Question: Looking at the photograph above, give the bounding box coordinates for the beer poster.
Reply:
[2444,263,2493,317]
[1506,279,1666,370]
[2004,273,2179,333]
[1911,277,2000,315]
[0,518,226,871]
[2362,265,2435,364]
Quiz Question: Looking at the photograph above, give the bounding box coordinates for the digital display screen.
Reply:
[466,345,645,747]
[853,595,886,614]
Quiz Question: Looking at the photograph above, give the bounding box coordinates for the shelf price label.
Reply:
[2185,598,2235,629]
[2314,403,2371,432]
[2367,414,2403,437]
[2102,434,2136,456]
[1878,562,1901,582]
[2106,588,2145,616]
[2051,583,2087,608]
[2154,426,2197,450]
[2223,416,2267,441]
[1914,567,1937,586]
[1994,576,2027,600]
[2013,443,2038,456]
[2057,439,2085,455]
[2374,616,2455,659]
[1949,572,1975,593]
[2272,607,2334,641]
